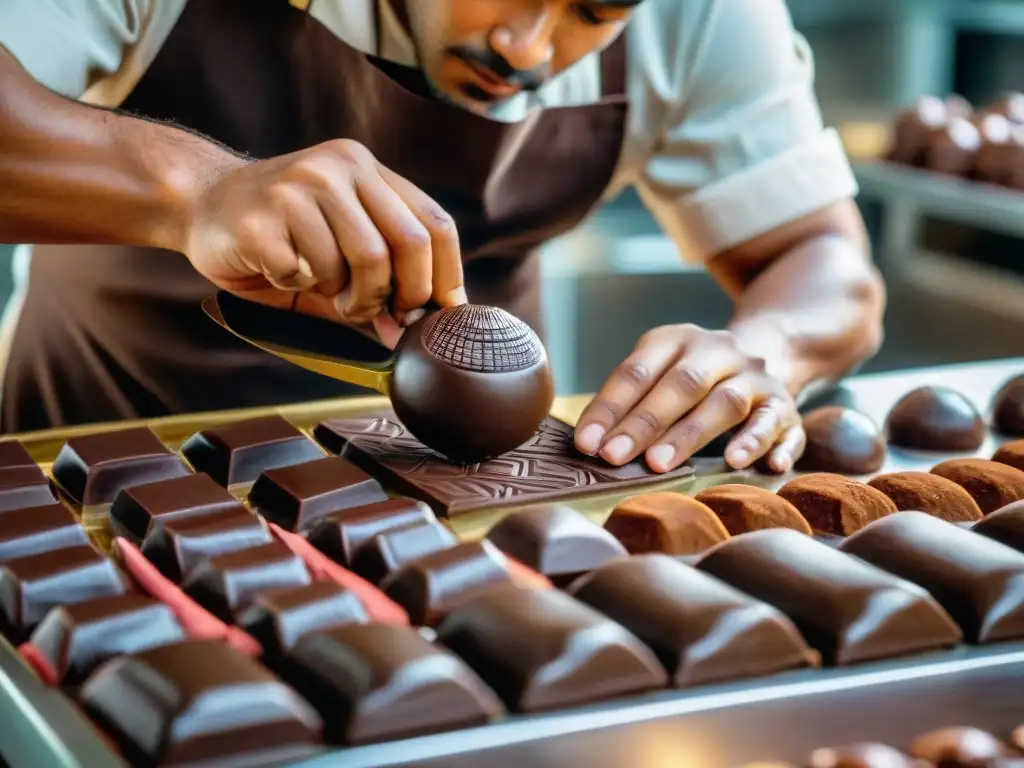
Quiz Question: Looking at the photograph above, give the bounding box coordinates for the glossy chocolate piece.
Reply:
[80,639,322,765]
[0,503,88,561]
[777,474,897,535]
[351,522,457,584]
[307,498,436,567]
[840,511,1024,643]
[797,406,886,475]
[486,504,626,584]
[696,529,962,664]
[0,440,55,513]
[973,500,1024,551]
[181,415,324,487]
[249,455,387,532]
[568,554,817,686]
[110,472,246,544]
[980,91,1024,123]
[885,386,986,452]
[604,492,730,556]
[886,95,950,166]
[238,582,368,667]
[867,472,983,523]
[908,726,1012,767]
[182,541,311,622]
[925,116,981,175]
[973,114,1021,186]
[141,505,271,582]
[993,374,1024,435]
[381,540,513,626]
[285,622,503,744]
[313,414,695,517]
[28,593,185,684]
[52,426,189,506]
[808,743,923,768]
[0,545,129,642]
[438,584,666,711]
[695,484,812,535]
[932,458,1024,515]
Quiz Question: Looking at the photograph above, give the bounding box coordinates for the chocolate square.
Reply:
[306,498,436,568]
[0,503,89,562]
[351,522,458,584]
[0,440,55,513]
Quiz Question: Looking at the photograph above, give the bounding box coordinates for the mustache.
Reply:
[447,46,549,92]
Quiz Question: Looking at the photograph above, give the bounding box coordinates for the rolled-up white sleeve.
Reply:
[631,0,858,263]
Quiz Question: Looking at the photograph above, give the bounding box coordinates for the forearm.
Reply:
[0,47,244,251]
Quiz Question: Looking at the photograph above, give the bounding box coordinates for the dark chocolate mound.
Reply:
[993,374,1024,436]
[867,471,983,523]
[797,406,886,475]
[885,386,985,452]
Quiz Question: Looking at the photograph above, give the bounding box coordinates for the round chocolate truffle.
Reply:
[777,473,897,535]
[604,493,729,557]
[931,458,1024,515]
[866,471,983,523]
[886,95,950,166]
[992,374,1024,436]
[993,440,1024,473]
[924,116,982,176]
[796,406,886,475]
[809,743,921,768]
[390,305,554,464]
[908,726,1011,767]
[694,484,811,536]
[972,113,1018,185]
[979,91,1024,124]
[885,386,986,452]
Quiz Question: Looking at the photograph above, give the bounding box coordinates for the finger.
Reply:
[231,214,304,292]
[275,187,344,295]
[764,424,807,474]
[725,392,798,469]
[379,166,467,308]
[372,312,404,350]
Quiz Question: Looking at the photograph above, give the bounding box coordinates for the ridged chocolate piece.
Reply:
[437,585,667,711]
[249,456,387,532]
[695,485,812,535]
[808,743,923,768]
[568,554,818,686]
[777,474,897,535]
[52,427,190,506]
[604,493,730,556]
[0,440,55,513]
[237,582,368,667]
[993,374,1024,435]
[28,593,185,685]
[181,415,324,487]
[0,546,129,643]
[973,500,1024,552]
[0,503,88,561]
[284,622,503,745]
[993,440,1024,474]
[840,511,1024,643]
[80,640,322,766]
[867,472,983,523]
[797,406,887,476]
[486,504,626,584]
[381,540,514,626]
[885,387,986,452]
[908,726,1013,767]
[931,459,1024,515]
[182,541,311,622]
[696,529,962,665]
[307,498,436,567]
[110,472,246,544]
[351,522,457,585]
[141,506,270,582]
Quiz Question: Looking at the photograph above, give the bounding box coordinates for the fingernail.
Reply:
[331,290,351,318]
[648,444,675,470]
[728,447,751,467]
[440,287,468,306]
[575,424,605,454]
[601,435,634,465]
[773,453,793,473]
[402,308,426,327]
[739,437,759,453]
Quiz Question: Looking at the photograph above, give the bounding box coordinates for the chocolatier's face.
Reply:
[397,0,640,114]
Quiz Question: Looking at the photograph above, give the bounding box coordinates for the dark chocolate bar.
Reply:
[181,415,324,487]
[313,413,695,517]
[0,440,55,513]
[110,472,246,544]
[350,522,457,584]
[437,584,667,711]
[249,455,387,532]
[696,529,962,665]
[28,593,186,684]
[284,622,503,744]
[80,639,323,765]
[0,503,88,561]
[52,426,190,506]
[604,492,731,556]
[306,498,436,568]
[839,511,1024,643]
[568,554,818,686]
[181,541,311,622]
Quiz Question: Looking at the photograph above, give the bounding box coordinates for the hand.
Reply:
[573,325,805,473]
[182,139,467,342]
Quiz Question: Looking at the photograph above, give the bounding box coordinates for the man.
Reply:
[0,0,884,475]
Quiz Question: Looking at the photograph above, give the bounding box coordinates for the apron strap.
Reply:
[600,32,628,99]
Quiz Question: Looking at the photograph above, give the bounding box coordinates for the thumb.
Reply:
[372,312,404,350]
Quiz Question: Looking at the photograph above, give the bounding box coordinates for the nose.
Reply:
[489,10,555,73]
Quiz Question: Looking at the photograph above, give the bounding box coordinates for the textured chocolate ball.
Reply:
[924,116,982,176]
[908,726,1011,767]
[885,386,986,452]
[886,96,950,166]
[993,440,1024,474]
[992,374,1024,436]
[867,471,983,523]
[796,406,886,475]
[604,493,729,556]
[809,743,922,768]
[931,458,1024,515]
[777,473,897,535]
[694,484,811,536]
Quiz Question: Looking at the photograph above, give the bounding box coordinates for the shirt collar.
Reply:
[377,0,418,66]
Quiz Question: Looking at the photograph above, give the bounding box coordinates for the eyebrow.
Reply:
[586,0,646,7]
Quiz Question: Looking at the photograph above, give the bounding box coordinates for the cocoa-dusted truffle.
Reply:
[604,493,730,556]
[808,743,921,768]
[908,726,1012,766]
[924,116,981,176]
[886,95,951,166]
[694,484,811,535]
[993,440,1024,474]
[885,386,986,452]
[931,458,1024,514]
[866,471,983,523]
[796,406,886,475]
[993,374,1024,435]
[777,474,897,535]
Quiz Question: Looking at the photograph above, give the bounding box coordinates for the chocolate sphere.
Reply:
[809,743,922,768]
[908,726,1011,767]
[944,93,974,120]
[925,116,981,176]
[886,96,950,166]
[979,91,1024,124]
[390,305,554,464]
[885,386,986,452]
[797,406,886,475]
[992,374,1024,435]
[972,113,1017,185]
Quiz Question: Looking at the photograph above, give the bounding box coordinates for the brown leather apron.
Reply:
[1,0,628,433]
